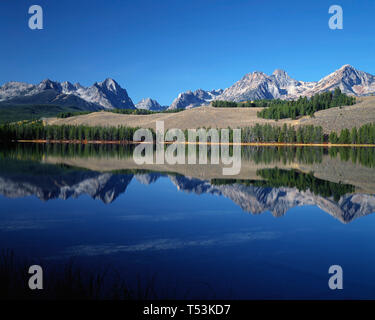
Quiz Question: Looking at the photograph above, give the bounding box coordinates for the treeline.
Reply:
[329,123,375,144]
[257,88,356,119]
[0,121,141,142]
[0,121,324,144]
[56,108,156,118]
[57,111,92,118]
[212,100,277,108]
[2,120,375,146]
[212,100,252,108]
[241,122,375,145]
[106,108,156,115]
[242,123,324,143]
[212,88,356,120]
[108,108,182,115]
[242,122,375,144]
[57,108,183,119]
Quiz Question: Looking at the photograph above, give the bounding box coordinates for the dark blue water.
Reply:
[1,144,375,299]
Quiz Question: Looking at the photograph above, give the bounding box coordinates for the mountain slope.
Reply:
[0,104,87,124]
[1,89,100,110]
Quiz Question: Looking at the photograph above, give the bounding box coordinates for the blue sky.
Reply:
[0,0,374,105]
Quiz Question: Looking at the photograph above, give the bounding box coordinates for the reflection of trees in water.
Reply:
[1,143,375,169]
[0,143,135,161]
[241,146,324,165]
[329,147,375,168]
[256,168,354,202]
[212,168,355,202]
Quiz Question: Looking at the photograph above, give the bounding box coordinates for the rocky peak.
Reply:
[136,98,164,111]
[61,81,76,92]
[168,88,224,110]
[272,69,288,76]
[99,78,119,92]
[305,65,375,96]
[38,79,62,91]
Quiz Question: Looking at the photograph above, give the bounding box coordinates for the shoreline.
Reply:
[7,139,375,147]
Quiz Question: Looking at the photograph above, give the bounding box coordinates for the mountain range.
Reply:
[0,78,135,110]
[1,65,375,112]
[170,65,375,109]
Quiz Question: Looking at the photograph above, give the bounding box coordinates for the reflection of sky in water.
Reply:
[2,176,375,299]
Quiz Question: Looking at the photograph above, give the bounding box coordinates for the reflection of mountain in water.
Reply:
[0,160,133,204]
[0,173,133,204]
[135,173,162,185]
[168,175,375,223]
[1,159,375,223]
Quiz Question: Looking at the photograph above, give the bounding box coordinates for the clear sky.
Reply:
[0,0,374,105]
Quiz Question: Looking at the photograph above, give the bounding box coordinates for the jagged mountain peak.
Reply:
[84,79,134,109]
[168,88,224,110]
[38,78,61,91]
[136,97,165,111]
[241,71,267,80]
[74,82,83,89]
[272,69,292,80]
[138,97,155,103]
[339,64,355,71]
[61,81,76,92]
[305,64,375,96]
[97,78,120,92]
[272,69,288,76]
[321,65,365,81]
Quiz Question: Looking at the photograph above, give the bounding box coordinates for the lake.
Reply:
[1,143,375,299]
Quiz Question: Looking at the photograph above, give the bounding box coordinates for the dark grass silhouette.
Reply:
[0,250,161,300]
[0,250,220,300]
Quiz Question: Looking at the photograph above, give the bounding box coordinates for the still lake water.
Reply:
[1,143,375,299]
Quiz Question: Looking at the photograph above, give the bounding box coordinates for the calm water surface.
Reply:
[1,143,375,299]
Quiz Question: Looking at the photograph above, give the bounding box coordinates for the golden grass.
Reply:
[42,96,375,134]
